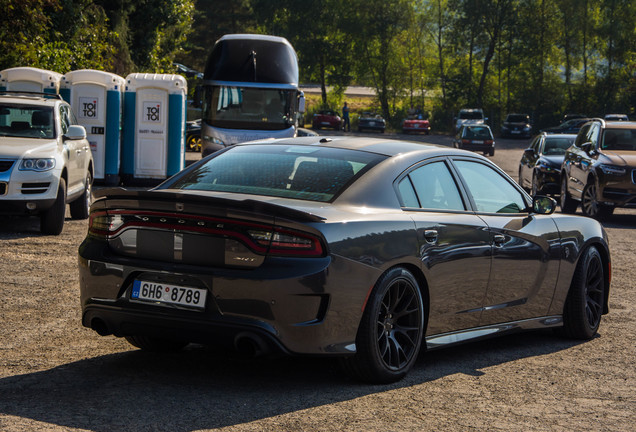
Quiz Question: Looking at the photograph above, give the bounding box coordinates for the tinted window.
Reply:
[408,161,465,211]
[454,160,527,213]
[397,177,419,208]
[506,114,528,123]
[166,144,386,202]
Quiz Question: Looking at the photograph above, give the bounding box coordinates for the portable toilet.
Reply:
[60,70,125,185]
[0,67,62,94]
[121,73,187,184]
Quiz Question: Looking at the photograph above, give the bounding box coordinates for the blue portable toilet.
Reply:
[0,67,62,94]
[121,73,187,184]
[61,70,125,185]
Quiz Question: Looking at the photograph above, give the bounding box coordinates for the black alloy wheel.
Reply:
[581,181,614,220]
[560,176,578,214]
[562,246,605,339]
[341,267,425,383]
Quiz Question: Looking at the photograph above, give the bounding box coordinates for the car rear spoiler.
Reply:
[93,187,326,223]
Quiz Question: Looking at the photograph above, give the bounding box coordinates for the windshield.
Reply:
[203,85,296,131]
[506,115,528,123]
[601,129,636,151]
[458,111,484,120]
[165,144,386,202]
[0,104,55,139]
[543,137,574,155]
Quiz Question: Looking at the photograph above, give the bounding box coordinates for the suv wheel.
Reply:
[560,176,578,214]
[581,181,614,220]
[70,172,92,220]
[40,178,66,235]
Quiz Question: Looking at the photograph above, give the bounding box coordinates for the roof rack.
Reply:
[0,90,63,100]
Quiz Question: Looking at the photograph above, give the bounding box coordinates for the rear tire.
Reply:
[562,246,605,339]
[560,176,578,214]
[40,178,66,235]
[489,147,495,156]
[70,172,92,220]
[341,267,425,384]
[125,335,189,352]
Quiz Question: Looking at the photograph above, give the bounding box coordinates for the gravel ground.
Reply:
[1,134,635,431]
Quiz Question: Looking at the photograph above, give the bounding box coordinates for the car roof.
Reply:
[0,93,63,107]
[602,121,636,129]
[235,135,467,158]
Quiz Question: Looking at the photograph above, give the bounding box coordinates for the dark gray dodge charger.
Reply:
[79,136,611,383]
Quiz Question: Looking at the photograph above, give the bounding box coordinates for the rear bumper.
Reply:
[78,241,376,356]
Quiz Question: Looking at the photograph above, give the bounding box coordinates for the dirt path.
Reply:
[1,135,634,431]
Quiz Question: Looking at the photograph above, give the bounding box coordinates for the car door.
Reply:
[520,135,541,188]
[397,159,491,335]
[451,158,561,326]
[565,123,599,199]
[59,104,81,191]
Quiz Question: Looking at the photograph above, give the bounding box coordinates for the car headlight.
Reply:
[203,135,225,146]
[537,160,559,172]
[599,164,626,175]
[19,158,56,172]
[523,126,531,131]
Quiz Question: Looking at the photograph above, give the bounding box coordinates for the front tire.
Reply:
[70,172,92,220]
[581,181,614,220]
[125,335,189,352]
[531,171,539,197]
[560,176,578,214]
[40,178,66,235]
[562,246,605,339]
[341,268,425,383]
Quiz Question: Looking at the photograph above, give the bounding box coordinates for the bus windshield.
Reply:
[203,85,296,131]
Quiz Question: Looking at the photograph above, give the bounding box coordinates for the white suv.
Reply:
[0,92,93,234]
[455,108,486,132]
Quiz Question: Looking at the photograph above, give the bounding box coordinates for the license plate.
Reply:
[511,130,520,134]
[131,280,207,310]
[369,121,376,126]
[472,140,484,144]
[321,121,330,125]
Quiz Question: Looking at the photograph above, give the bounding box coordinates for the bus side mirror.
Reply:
[298,91,305,113]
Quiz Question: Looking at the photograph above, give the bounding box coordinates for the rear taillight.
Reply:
[485,139,494,145]
[88,210,324,257]
[462,139,471,145]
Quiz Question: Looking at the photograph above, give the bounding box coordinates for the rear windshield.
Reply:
[0,104,55,139]
[166,144,386,202]
[506,114,528,123]
[601,128,636,151]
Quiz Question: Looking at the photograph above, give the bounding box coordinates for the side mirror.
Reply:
[580,141,596,155]
[64,125,87,140]
[523,148,535,158]
[297,91,306,113]
[532,196,557,215]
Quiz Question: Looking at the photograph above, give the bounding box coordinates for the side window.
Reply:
[59,106,70,135]
[529,136,540,152]
[575,125,590,147]
[454,160,527,214]
[397,177,420,208]
[408,161,465,211]
[589,123,600,148]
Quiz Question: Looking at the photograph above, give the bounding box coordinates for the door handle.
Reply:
[493,234,506,246]
[423,229,438,244]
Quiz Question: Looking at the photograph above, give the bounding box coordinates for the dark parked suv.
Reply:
[561,118,636,219]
